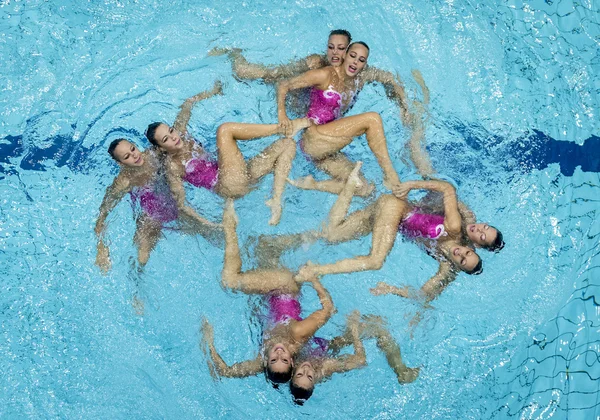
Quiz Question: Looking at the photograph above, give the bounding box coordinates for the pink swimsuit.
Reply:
[267,294,329,357]
[399,211,446,240]
[183,154,219,191]
[306,82,359,125]
[130,182,178,224]
[268,294,302,326]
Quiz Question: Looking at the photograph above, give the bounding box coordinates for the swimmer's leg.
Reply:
[134,215,163,267]
[221,200,299,295]
[320,164,375,244]
[306,195,406,276]
[216,120,309,199]
[302,112,401,190]
[247,136,298,225]
[255,230,321,269]
[411,69,430,106]
[290,153,373,196]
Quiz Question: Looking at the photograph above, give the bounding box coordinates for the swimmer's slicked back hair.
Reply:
[485,227,505,253]
[145,122,162,146]
[348,41,370,52]
[290,381,314,405]
[465,259,483,276]
[108,138,127,161]
[329,29,352,44]
[265,365,293,386]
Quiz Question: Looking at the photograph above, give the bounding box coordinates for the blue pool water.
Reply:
[1,0,599,418]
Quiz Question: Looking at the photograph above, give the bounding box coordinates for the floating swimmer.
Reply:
[289,311,419,405]
[145,81,310,226]
[94,139,221,274]
[201,200,334,384]
[211,29,410,121]
[294,163,483,302]
[278,42,403,195]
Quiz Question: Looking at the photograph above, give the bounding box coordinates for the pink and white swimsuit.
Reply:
[306,81,359,125]
[399,211,446,240]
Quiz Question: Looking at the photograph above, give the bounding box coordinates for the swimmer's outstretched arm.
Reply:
[211,47,325,83]
[320,311,366,380]
[419,261,457,302]
[173,80,224,133]
[94,176,130,272]
[201,319,263,378]
[165,161,223,235]
[290,278,335,342]
[371,260,456,304]
[277,67,330,126]
[361,67,409,124]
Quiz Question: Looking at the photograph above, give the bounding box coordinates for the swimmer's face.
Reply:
[114,140,144,167]
[449,245,480,272]
[343,44,369,77]
[292,362,316,390]
[326,34,350,67]
[154,123,183,153]
[467,223,498,248]
[266,343,293,374]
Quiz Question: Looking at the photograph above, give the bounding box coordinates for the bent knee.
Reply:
[216,123,234,144]
[280,136,296,151]
[364,112,383,126]
[366,256,385,271]
[221,272,239,290]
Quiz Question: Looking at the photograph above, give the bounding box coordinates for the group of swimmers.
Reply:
[95,29,505,404]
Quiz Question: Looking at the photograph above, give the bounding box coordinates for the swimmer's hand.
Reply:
[201,318,215,343]
[347,310,361,331]
[95,240,111,273]
[295,262,319,283]
[277,118,293,138]
[211,80,224,96]
[392,182,415,200]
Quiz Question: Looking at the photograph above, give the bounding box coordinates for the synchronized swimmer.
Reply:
[94,28,504,404]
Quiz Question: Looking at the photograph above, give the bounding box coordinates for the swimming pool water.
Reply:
[1,0,598,418]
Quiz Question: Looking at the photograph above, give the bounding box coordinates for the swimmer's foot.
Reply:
[290,117,311,137]
[411,69,430,105]
[265,198,283,226]
[347,161,364,190]
[287,175,317,190]
[397,366,420,384]
[207,47,230,57]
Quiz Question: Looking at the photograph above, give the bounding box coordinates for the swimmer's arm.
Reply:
[174,80,224,133]
[225,48,321,82]
[94,176,130,238]
[94,177,130,273]
[202,319,262,378]
[408,119,435,177]
[420,261,457,303]
[362,67,409,120]
[166,161,220,229]
[321,312,366,378]
[277,67,330,122]
[291,279,334,342]
[457,201,476,225]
